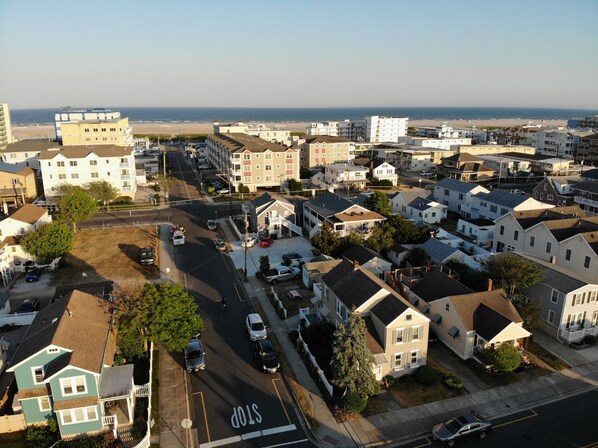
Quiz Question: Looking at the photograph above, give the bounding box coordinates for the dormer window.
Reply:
[33,367,44,384]
[61,376,87,396]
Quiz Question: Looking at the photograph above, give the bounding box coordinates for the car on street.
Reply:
[172,230,185,246]
[259,236,273,247]
[282,252,303,265]
[214,239,226,251]
[245,313,267,341]
[241,236,258,248]
[17,299,40,313]
[254,340,280,373]
[432,414,492,446]
[140,247,155,265]
[217,188,230,195]
[183,337,206,372]
[510,189,526,195]
[207,220,217,230]
[421,171,436,177]
[25,268,42,282]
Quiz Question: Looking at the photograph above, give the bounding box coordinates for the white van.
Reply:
[172,230,185,246]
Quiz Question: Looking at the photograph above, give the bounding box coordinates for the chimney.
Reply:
[487,278,493,291]
[66,307,72,317]
[353,260,360,271]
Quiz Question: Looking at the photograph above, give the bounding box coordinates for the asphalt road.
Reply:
[398,389,598,448]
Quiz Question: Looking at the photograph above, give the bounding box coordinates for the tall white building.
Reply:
[365,116,408,143]
[54,107,121,142]
[532,129,591,159]
[39,145,136,200]
[0,103,15,147]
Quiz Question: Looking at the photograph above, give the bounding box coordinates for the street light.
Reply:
[418,178,422,189]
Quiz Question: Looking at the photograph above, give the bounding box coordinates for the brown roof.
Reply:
[53,396,98,411]
[449,289,523,332]
[10,290,116,374]
[208,133,292,153]
[18,387,50,399]
[38,145,133,160]
[443,152,482,163]
[2,236,20,245]
[333,210,385,223]
[14,167,35,176]
[512,206,586,229]
[4,139,61,153]
[304,135,351,144]
[9,204,47,225]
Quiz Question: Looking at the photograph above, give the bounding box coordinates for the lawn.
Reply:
[389,371,467,408]
[526,340,569,371]
[52,226,160,285]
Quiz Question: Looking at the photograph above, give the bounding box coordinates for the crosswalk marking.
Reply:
[199,424,297,448]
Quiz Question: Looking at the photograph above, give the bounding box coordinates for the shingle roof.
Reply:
[410,270,473,302]
[304,135,351,144]
[408,196,439,210]
[8,204,47,225]
[10,290,116,374]
[527,259,588,293]
[435,178,483,193]
[4,139,61,153]
[305,192,354,217]
[462,218,495,227]
[370,294,410,326]
[38,145,133,160]
[322,260,384,309]
[443,152,482,163]
[395,189,429,205]
[581,168,598,181]
[250,192,275,209]
[511,206,586,229]
[473,189,529,208]
[449,289,523,332]
[209,133,291,153]
[542,217,598,242]
[342,245,382,265]
[363,316,385,355]
[474,304,513,341]
[421,239,461,263]
[572,180,598,194]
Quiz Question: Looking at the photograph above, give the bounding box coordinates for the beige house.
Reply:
[0,167,39,206]
[206,133,300,193]
[60,117,133,147]
[320,260,430,379]
[299,136,354,169]
[436,152,495,181]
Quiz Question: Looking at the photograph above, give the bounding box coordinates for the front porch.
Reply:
[559,325,598,343]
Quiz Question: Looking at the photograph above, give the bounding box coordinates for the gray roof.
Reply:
[4,139,60,153]
[473,189,528,208]
[370,294,409,326]
[305,192,353,217]
[99,364,134,399]
[474,304,512,341]
[342,245,382,265]
[321,260,384,309]
[581,168,598,181]
[435,178,481,193]
[421,239,461,263]
[250,192,274,209]
[408,196,437,210]
[410,270,473,302]
[395,189,430,205]
[572,180,598,194]
[527,259,588,293]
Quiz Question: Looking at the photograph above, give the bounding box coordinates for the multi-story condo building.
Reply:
[1,140,61,172]
[60,117,133,147]
[0,103,15,148]
[206,133,299,193]
[455,144,536,157]
[305,121,340,137]
[305,120,367,141]
[532,129,590,159]
[577,133,598,165]
[492,125,541,146]
[214,121,291,145]
[324,163,368,190]
[365,116,408,143]
[466,188,552,221]
[299,136,354,169]
[54,107,121,143]
[397,136,472,150]
[415,124,486,142]
[567,115,598,130]
[39,145,136,200]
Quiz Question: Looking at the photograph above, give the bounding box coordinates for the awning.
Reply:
[372,354,388,366]
[448,326,460,338]
[421,304,430,314]
[432,313,442,324]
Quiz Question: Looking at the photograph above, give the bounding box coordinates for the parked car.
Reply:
[432,414,492,446]
[510,189,526,195]
[241,236,258,248]
[140,247,155,265]
[207,220,218,230]
[254,340,280,373]
[214,239,226,251]
[259,236,273,247]
[245,313,267,341]
[25,268,42,282]
[282,252,303,265]
[264,266,300,284]
[172,230,185,246]
[217,188,230,195]
[183,337,206,372]
[17,299,40,313]
[421,171,436,177]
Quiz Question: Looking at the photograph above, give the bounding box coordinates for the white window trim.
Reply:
[548,309,555,324]
[38,396,51,412]
[59,406,98,425]
[393,352,404,370]
[60,376,87,396]
[395,327,405,344]
[411,325,421,341]
[32,366,45,385]
[410,350,419,367]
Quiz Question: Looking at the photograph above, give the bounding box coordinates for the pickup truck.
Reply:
[264,266,300,284]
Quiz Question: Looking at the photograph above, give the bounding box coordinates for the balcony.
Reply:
[120,175,132,180]
[119,162,130,168]
[560,325,598,343]
[574,196,598,207]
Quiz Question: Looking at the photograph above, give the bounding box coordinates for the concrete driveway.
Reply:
[427,341,488,393]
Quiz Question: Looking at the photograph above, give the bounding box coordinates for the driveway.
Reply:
[427,342,488,393]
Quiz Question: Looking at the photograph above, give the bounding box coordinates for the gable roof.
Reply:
[250,192,275,209]
[38,145,133,160]
[394,189,429,204]
[10,290,116,374]
[410,270,473,302]
[322,260,384,309]
[370,294,410,326]
[4,139,61,153]
[304,135,351,144]
[305,191,353,217]
[443,152,482,163]
[541,216,598,242]
[473,189,529,208]
[408,196,444,211]
[342,245,383,265]
[449,289,523,332]
[474,303,514,341]
[208,133,290,153]
[510,206,586,229]
[435,178,484,194]
[421,239,461,263]
[7,204,47,225]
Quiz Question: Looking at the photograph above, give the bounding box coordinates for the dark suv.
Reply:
[140,248,154,265]
[254,340,280,373]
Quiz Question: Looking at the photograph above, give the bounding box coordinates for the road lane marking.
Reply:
[199,424,297,448]
[409,439,432,448]
[262,440,309,448]
[493,408,538,428]
[272,378,292,425]
[197,391,211,442]
[234,283,246,302]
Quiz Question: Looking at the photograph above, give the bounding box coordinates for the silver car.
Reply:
[432,414,492,446]
[183,338,205,372]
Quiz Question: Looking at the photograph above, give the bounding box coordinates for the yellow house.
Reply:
[61,117,133,147]
[0,167,39,206]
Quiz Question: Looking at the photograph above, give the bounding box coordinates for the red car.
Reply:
[259,236,273,247]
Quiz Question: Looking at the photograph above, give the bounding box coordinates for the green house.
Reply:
[7,289,147,439]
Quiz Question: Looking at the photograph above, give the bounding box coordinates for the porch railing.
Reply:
[560,325,598,342]
[102,415,117,427]
[135,383,150,397]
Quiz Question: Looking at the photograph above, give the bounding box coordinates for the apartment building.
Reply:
[532,129,590,159]
[1,140,61,171]
[365,116,408,143]
[214,121,291,145]
[299,135,354,169]
[54,107,121,142]
[493,206,598,279]
[0,103,15,148]
[39,145,136,199]
[324,163,368,190]
[206,133,299,193]
[568,116,598,130]
[60,117,133,147]
[397,136,472,150]
[492,126,540,146]
[572,180,598,216]
[305,120,367,141]
[305,121,340,137]
[577,133,598,165]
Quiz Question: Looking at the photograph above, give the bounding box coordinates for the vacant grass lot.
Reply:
[390,373,467,408]
[52,226,160,285]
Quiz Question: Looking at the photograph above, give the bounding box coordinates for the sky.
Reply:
[1,0,597,109]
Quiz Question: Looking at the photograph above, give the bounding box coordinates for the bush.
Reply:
[25,425,56,448]
[583,335,597,346]
[342,391,368,413]
[383,375,396,389]
[131,417,147,439]
[444,371,464,390]
[113,196,133,205]
[485,343,521,373]
[414,365,438,385]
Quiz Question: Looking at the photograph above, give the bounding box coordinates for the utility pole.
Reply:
[244,209,248,282]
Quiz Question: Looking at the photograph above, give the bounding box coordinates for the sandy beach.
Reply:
[10,118,568,141]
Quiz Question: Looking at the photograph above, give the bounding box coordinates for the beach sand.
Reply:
[10,118,567,141]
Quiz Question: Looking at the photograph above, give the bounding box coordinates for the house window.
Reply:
[565,249,571,261]
[39,396,51,412]
[530,236,535,247]
[393,353,403,370]
[458,193,464,200]
[69,161,77,167]
[32,367,44,384]
[335,299,343,317]
[90,160,97,166]
[573,294,581,306]
[499,226,504,236]
[395,328,404,343]
[91,172,99,178]
[584,256,591,269]
[412,326,421,341]
[548,310,555,324]
[58,174,66,180]
[547,194,553,200]
[490,205,497,213]
[243,154,251,160]
[445,303,450,311]
[410,350,419,367]
[546,242,552,253]
[61,376,87,396]
[60,406,98,425]
[71,173,79,179]
[551,290,558,304]
[514,230,519,241]
[57,161,65,167]
[405,314,412,321]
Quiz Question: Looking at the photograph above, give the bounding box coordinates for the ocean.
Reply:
[9,107,598,126]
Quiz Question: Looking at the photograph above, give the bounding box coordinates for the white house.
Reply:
[456,218,495,248]
[433,178,490,214]
[371,160,398,185]
[324,163,369,190]
[342,245,392,281]
[1,140,61,172]
[465,189,553,221]
[391,189,447,224]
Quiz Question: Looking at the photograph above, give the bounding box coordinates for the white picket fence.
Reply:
[270,288,288,319]
[296,330,333,396]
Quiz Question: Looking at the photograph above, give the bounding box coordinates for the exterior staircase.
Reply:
[269,216,302,236]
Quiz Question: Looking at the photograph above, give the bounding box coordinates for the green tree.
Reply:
[114,282,203,358]
[311,221,340,256]
[259,255,270,275]
[486,343,521,373]
[287,178,302,192]
[370,178,393,187]
[365,223,395,255]
[20,222,74,261]
[386,215,427,244]
[444,259,489,291]
[86,180,119,211]
[511,293,541,330]
[363,191,392,217]
[407,246,429,267]
[57,189,98,233]
[300,167,312,179]
[331,310,379,407]
[485,253,543,297]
